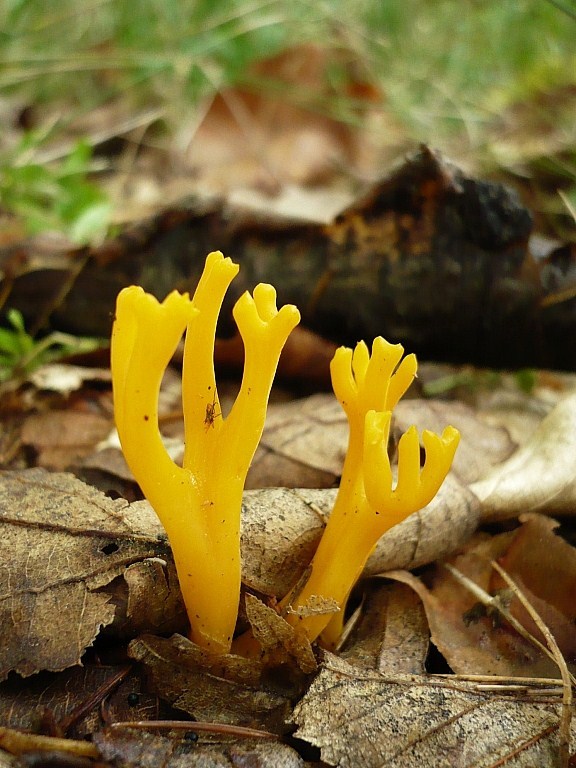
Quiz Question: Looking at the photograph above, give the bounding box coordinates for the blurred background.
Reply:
[1,0,575,245]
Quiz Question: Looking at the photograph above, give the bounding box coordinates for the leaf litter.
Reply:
[1,29,576,763]
[293,652,575,768]
[2,345,576,765]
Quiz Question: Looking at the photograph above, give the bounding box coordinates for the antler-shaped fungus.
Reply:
[112,251,300,654]
[284,338,459,646]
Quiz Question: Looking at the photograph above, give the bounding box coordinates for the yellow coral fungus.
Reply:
[111,251,300,654]
[284,338,460,646]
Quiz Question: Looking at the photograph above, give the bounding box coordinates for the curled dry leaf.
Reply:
[471,369,576,446]
[471,391,576,520]
[0,470,477,681]
[293,652,576,768]
[246,396,480,588]
[0,469,165,680]
[241,479,478,598]
[340,581,429,674]
[394,399,515,484]
[114,557,187,637]
[247,393,348,489]
[128,634,291,734]
[388,514,576,680]
[244,593,317,674]
[249,393,511,490]
[1,460,475,682]
[234,396,491,596]
[241,487,330,597]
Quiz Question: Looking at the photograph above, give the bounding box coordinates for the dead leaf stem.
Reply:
[491,560,573,768]
[109,719,277,740]
[442,563,576,688]
[59,665,131,734]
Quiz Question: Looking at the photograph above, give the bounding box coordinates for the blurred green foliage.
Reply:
[0,136,112,243]
[0,0,574,241]
[0,308,104,384]
[1,0,573,127]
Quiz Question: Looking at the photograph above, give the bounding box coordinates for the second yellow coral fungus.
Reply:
[111,251,300,654]
[283,338,460,646]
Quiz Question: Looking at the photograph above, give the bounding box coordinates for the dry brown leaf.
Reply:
[251,394,512,490]
[180,44,389,195]
[244,593,317,674]
[131,630,264,687]
[0,467,476,681]
[0,469,164,680]
[340,582,429,674]
[471,391,576,520]
[473,370,576,445]
[492,514,576,658]
[0,663,157,735]
[394,399,515,484]
[293,652,575,767]
[240,487,328,597]
[260,394,347,477]
[128,634,291,734]
[248,394,347,489]
[114,557,187,637]
[388,514,576,680]
[20,410,112,470]
[248,396,481,581]
[94,729,181,768]
[94,728,304,768]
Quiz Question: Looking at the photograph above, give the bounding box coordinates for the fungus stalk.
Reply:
[112,251,300,654]
[284,338,460,646]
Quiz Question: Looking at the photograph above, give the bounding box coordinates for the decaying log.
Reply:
[1,147,574,369]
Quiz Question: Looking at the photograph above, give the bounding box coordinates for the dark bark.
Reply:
[1,147,574,369]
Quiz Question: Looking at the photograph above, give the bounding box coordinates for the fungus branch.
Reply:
[112,251,300,654]
[283,339,459,646]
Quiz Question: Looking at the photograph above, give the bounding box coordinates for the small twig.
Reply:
[443,563,576,688]
[0,727,99,758]
[489,724,560,768]
[109,719,277,740]
[58,665,132,734]
[491,560,573,768]
[558,189,576,222]
[435,673,564,686]
[540,285,576,308]
[432,673,564,697]
[29,250,90,337]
